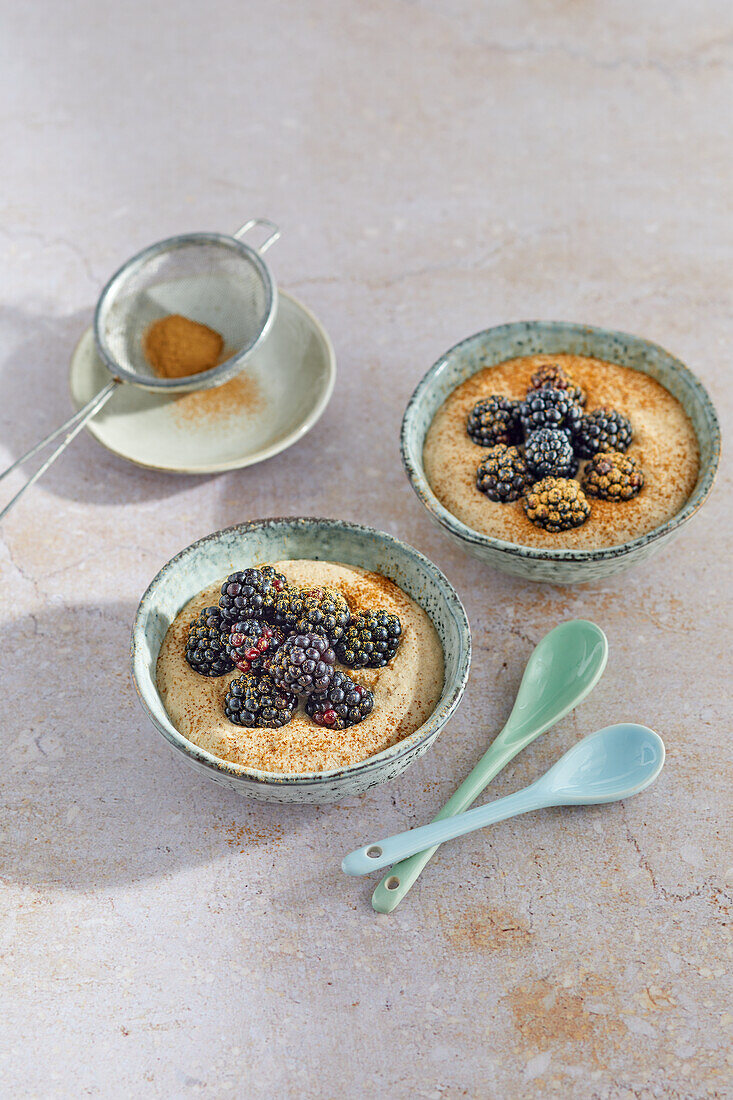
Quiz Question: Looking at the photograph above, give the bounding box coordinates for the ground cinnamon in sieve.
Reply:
[144,314,224,379]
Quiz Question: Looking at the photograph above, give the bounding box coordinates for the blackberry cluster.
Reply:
[582,451,644,501]
[475,445,528,502]
[527,363,586,406]
[185,607,233,677]
[575,407,633,458]
[291,587,351,642]
[184,564,405,734]
[224,619,285,674]
[305,671,375,730]
[218,566,288,623]
[271,633,336,695]
[336,610,403,669]
[224,673,297,728]
[467,376,643,531]
[525,429,577,480]
[466,396,522,447]
[520,387,583,437]
[523,477,591,533]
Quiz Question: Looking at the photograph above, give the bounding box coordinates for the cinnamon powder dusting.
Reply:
[144,314,224,379]
[171,373,264,426]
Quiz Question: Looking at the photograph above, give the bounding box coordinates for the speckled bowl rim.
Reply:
[401,320,721,563]
[130,517,471,788]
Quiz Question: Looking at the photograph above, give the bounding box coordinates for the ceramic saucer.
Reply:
[68,289,336,473]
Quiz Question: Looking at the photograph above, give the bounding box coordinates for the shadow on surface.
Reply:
[2,600,321,891]
[0,304,206,508]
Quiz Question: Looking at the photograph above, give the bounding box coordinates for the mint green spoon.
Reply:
[371,619,608,913]
[345,724,665,875]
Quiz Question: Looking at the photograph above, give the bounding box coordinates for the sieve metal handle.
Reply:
[0,380,119,522]
[233,219,281,254]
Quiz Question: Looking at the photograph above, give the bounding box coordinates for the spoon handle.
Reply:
[344,784,550,876]
[370,730,529,911]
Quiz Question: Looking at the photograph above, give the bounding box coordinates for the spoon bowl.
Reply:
[543,723,665,803]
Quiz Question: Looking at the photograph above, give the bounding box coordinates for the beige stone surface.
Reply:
[0,2,730,1097]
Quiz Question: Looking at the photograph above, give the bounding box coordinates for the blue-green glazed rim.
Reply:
[401,320,721,564]
[130,517,471,790]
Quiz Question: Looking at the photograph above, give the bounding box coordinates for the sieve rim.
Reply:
[92,231,277,393]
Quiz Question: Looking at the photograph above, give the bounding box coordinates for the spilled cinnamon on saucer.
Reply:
[144,314,224,379]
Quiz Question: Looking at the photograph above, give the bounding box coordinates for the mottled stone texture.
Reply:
[0,2,730,1097]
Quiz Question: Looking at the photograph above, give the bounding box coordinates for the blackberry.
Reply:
[523,477,591,533]
[475,445,529,503]
[527,363,586,406]
[271,632,336,695]
[269,587,300,631]
[582,451,644,502]
[224,619,286,674]
[520,387,583,438]
[574,407,633,458]
[305,671,374,730]
[466,396,522,447]
[525,428,578,480]
[224,672,297,728]
[290,586,351,643]
[218,566,288,624]
[335,610,403,669]
[185,607,234,677]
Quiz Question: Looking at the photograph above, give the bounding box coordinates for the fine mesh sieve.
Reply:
[0,219,280,520]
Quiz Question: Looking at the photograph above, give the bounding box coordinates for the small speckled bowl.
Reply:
[402,321,720,584]
[131,518,471,804]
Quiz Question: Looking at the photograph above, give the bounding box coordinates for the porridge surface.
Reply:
[423,353,699,549]
[156,559,445,773]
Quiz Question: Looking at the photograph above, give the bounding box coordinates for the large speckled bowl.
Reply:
[402,321,720,584]
[131,518,471,804]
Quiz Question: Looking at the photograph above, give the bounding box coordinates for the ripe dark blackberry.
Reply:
[523,477,591,532]
[290,586,351,643]
[269,587,300,631]
[582,451,644,501]
[224,672,297,728]
[335,610,403,669]
[466,396,522,447]
[218,566,288,624]
[305,671,374,730]
[574,407,633,458]
[525,428,578,480]
[527,363,586,406]
[185,607,234,677]
[520,386,583,438]
[224,619,286,674]
[475,445,529,503]
[271,632,337,695]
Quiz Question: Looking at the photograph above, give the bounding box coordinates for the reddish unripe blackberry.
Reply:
[305,671,374,730]
[527,363,586,406]
[224,619,285,674]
